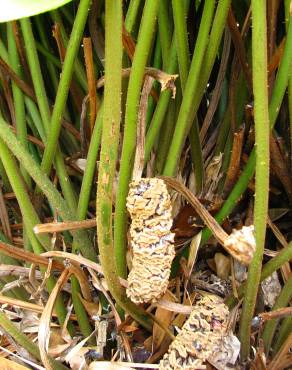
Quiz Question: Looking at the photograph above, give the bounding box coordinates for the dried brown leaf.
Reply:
[186,232,201,283]
[268,333,292,370]
[214,253,231,280]
[152,291,176,352]
[223,125,245,196]
[0,352,36,370]
[133,76,153,179]
[38,268,71,370]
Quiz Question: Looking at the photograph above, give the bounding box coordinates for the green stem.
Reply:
[145,35,162,129]
[0,311,69,370]
[172,0,190,90]
[125,0,142,35]
[200,13,292,246]
[155,98,177,173]
[145,36,177,163]
[77,105,103,220]
[50,9,87,92]
[158,0,172,66]
[262,275,292,354]
[285,1,292,168]
[41,0,91,175]
[20,18,51,132]
[273,316,292,354]
[240,1,270,358]
[20,17,94,338]
[0,136,72,329]
[0,118,96,261]
[7,23,31,187]
[114,0,159,279]
[172,0,204,192]
[97,0,152,331]
[163,0,217,176]
[0,137,51,251]
[34,16,60,93]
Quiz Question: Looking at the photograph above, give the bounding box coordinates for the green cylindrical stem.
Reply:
[41,0,91,175]
[273,316,292,354]
[77,105,103,220]
[114,0,160,279]
[0,118,96,261]
[200,14,292,246]
[97,0,152,331]
[163,0,217,176]
[125,0,143,34]
[20,18,51,131]
[172,0,190,90]
[239,1,270,359]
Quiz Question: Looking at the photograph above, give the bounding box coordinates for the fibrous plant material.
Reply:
[159,294,230,370]
[126,178,175,304]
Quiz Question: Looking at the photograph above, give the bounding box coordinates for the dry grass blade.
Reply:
[0,240,64,270]
[83,37,97,133]
[152,291,176,352]
[9,126,45,150]
[34,219,96,234]
[259,307,292,322]
[0,57,36,101]
[0,347,44,370]
[68,264,92,302]
[0,186,12,240]
[268,37,285,74]
[160,176,256,264]
[133,76,153,179]
[154,299,193,315]
[41,250,128,288]
[38,268,71,370]
[223,125,245,196]
[0,265,41,278]
[185,232,201,284]
[0,293,77,320]
[267,217,288,249]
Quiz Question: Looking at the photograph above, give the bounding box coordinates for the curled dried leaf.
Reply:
[126,178,175,304]
[224,226,256,265]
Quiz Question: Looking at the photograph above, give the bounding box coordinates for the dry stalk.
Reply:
[160,176,256,265]
[34,219,96,234]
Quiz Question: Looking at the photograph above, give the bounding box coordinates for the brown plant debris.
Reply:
[159,294,231,370]
[126,178,175,304]
[224,225,256,265]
